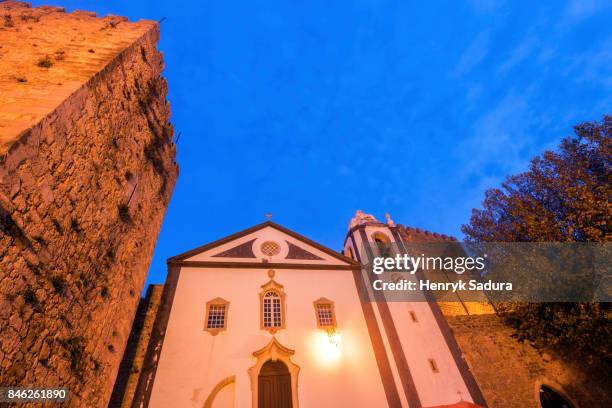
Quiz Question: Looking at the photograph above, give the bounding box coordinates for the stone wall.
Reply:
[396,224,495,316]
[109,284,164,408]
[397,225,611,407]
[0,2,178,406]
[447,314,611,408]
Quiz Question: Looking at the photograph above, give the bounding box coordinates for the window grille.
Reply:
[204,298,229,335]
[263,291,282,328]
[313,298,337,330]
[207,304,226,329]
[316,303,335,327]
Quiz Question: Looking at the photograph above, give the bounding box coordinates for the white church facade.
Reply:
[132,212,487,408]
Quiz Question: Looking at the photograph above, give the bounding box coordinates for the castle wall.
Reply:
[447,314,612,408]
[109,284,164,408]
[0,2,178,406]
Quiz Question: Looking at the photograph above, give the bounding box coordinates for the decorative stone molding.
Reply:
[203,375,235,408]
[248,338,300,408]
[348,209,379,229]
[385,213,395,227]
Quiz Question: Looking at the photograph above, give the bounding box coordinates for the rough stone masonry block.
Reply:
[447,314,611,407]
[0,1,178,406]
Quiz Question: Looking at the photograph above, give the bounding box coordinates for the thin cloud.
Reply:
[564,0,611,20]
[455,90,534,182]
[572,38,612,89]
[451,31,491,78]
[496,37,536,75]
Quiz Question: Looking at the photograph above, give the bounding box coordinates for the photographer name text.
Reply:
[370,254,513,292]
[372,278,512,292]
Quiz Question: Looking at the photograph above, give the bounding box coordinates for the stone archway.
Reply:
[248,338,300,408]
[534,379,577,408]
[203,376,236,408]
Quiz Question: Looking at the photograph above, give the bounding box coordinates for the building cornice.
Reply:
[167,260,361,270]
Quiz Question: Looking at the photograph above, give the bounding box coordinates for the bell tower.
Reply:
[344,210,402,264]
[343,210,487,408]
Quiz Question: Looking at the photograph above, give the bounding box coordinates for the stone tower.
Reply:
[0,1,178,406]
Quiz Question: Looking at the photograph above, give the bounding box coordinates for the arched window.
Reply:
[539,385,574,408]
[372,232,393,257]
[259,280,286,333]
[263,291,282,328]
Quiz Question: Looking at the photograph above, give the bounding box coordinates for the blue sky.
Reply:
[34,0,612,287]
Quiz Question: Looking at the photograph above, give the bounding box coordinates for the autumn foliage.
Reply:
[462,115,611,363]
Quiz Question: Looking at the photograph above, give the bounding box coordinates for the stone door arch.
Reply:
[248,338,300,408]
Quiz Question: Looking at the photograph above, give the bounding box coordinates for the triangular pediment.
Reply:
[168,221,357,267]
[212,238,257,258]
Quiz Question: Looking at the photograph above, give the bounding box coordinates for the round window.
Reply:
[260,241,281,256]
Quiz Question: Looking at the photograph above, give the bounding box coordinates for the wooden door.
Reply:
[258,360,292,408]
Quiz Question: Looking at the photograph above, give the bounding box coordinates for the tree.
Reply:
[461,115,611,363]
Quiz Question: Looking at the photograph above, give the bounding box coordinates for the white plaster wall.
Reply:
[347,225,473,407]
[148,266,387,408]
[346,230,410,407]
[387,301,471,406]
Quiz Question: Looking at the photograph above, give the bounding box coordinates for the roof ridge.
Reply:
[168,220,359,265]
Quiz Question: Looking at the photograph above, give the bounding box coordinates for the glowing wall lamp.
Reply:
[328,330,341,348]
[311,329,342,365]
